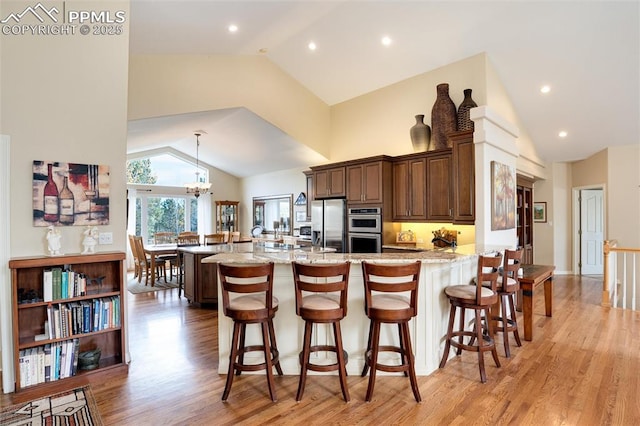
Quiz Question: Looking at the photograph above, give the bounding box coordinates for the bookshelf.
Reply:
[516,176,534,264]
[215,200,239,233]
[9,251,127,392]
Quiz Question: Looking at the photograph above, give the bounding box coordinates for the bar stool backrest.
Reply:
[292,262,350,318]
[476,255,502,305]
[501,249,523,293]
[361,261,421,318]
[219,262,275,319]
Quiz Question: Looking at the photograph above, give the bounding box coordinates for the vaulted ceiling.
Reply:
[127,1,639,178]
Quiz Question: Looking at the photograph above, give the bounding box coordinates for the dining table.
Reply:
[517,264,555,341]
[143,243,178,286]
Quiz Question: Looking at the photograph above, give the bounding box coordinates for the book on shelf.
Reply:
[43,269,53,302]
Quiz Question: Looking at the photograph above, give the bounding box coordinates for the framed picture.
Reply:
[534,202,547,223]
[33,160,110,227]
[295,210,306,222]
[490,161,516,230]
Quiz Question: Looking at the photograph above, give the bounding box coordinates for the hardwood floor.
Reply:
[3,274,639,425]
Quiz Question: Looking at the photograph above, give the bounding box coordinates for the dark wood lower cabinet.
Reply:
[181,248,219,306]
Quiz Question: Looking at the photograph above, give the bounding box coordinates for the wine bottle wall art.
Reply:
[33,160,110,227]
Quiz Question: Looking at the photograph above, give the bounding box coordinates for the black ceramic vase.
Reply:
[457,88,478,131]
[431,83,457,150]
[410,114,431,152]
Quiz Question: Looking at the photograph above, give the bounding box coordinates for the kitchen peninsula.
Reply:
[203,242,507,377]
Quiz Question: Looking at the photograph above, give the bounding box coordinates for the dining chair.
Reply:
[229,231,241,242]
[171,233,201,294]
[132,235,166,285]
[153,232,176,244]
[204,233,226,245]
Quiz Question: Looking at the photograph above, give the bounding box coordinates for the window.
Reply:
[127,152,209,243]
[134,194,198,243]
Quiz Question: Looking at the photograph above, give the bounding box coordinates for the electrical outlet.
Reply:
[98,232,113,245]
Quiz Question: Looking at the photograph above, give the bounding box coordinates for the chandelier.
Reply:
[184,132,212,198]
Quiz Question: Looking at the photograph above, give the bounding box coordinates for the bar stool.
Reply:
[292,261,351,401]
[493,248,524,357]
[218,262,283,401]
[360,261,421,402]
[439,254,502,383]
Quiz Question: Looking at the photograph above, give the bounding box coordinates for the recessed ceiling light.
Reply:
[558,131,568,138]
[228,24,238,33]
[540,85,551,94]
[308,41,317,51]
[381,36,392,46]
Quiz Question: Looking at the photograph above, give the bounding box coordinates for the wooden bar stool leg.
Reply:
[365,321,381,402]
[261,322,277,402]
[222,322,242,401]
[361,321,373,377]
[236,324,247,376]
[296,321,313,401]
[475,309,487,383]
[267,318,283,376]
[439,304,456,368]
[501,294,511,357]
[334,321,350,402]
[401,322,421,402]
[487,307,501,368]
[398,324,409,377]
[509,294,522,347]
[456,308,466,355]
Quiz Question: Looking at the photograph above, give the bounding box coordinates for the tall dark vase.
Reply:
[410,114,431,152]
[457,88,478,131]
[431,83,457,150]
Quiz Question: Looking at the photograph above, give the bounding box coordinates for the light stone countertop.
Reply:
[201,242,510,265]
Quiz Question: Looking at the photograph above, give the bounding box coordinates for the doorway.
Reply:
[573,186,605,275]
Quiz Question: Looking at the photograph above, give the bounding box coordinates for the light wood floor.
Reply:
[3,274,639,425]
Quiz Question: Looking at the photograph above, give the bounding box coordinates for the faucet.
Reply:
[431,236,457,248]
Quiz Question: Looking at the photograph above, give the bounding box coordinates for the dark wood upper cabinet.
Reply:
[426,150,453,221]
[347,160,388,204]
[313,166,345,198]
[393,154,427,221]
[450,130,475,224]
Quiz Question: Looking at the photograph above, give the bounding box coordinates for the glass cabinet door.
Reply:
[215,200,239,233]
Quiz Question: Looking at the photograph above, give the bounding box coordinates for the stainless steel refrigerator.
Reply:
[311,199,347,253]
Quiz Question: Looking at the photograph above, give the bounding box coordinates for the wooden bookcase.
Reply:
[215,200,239,233]
[9,251,127,392]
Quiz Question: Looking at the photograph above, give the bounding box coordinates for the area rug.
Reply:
[0,386,103,426]
[127,276,179,294]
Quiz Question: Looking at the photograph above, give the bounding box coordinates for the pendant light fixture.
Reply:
[184,132,211,198]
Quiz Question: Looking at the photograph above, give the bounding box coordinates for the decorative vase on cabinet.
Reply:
[457,88,478,131]
[409,114,431,152]
[431,83,457,150]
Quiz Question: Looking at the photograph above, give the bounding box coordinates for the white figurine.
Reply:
[82,226,98,254]
[46,226,62,256]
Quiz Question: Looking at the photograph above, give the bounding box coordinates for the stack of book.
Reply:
[18,339,80,388]
[46,296,121,339]
[43,268,90,302]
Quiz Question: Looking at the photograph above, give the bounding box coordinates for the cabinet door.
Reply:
[426,152,453,221]
[346,165,364,203]
[200,260,218,304]
[393,161,410,219]
[315,167,345,198]
[347,162,384,204]
[314,170,329,198]
[362,162,383,203]
[452,138,475,223]
[393,158,426,221]
[183,252,195,302]
[327,167,346,197]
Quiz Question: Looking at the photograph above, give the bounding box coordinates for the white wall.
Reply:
[607,145,640,248]
[0,0,131,392]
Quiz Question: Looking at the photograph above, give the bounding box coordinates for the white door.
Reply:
[580,189,604,275]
